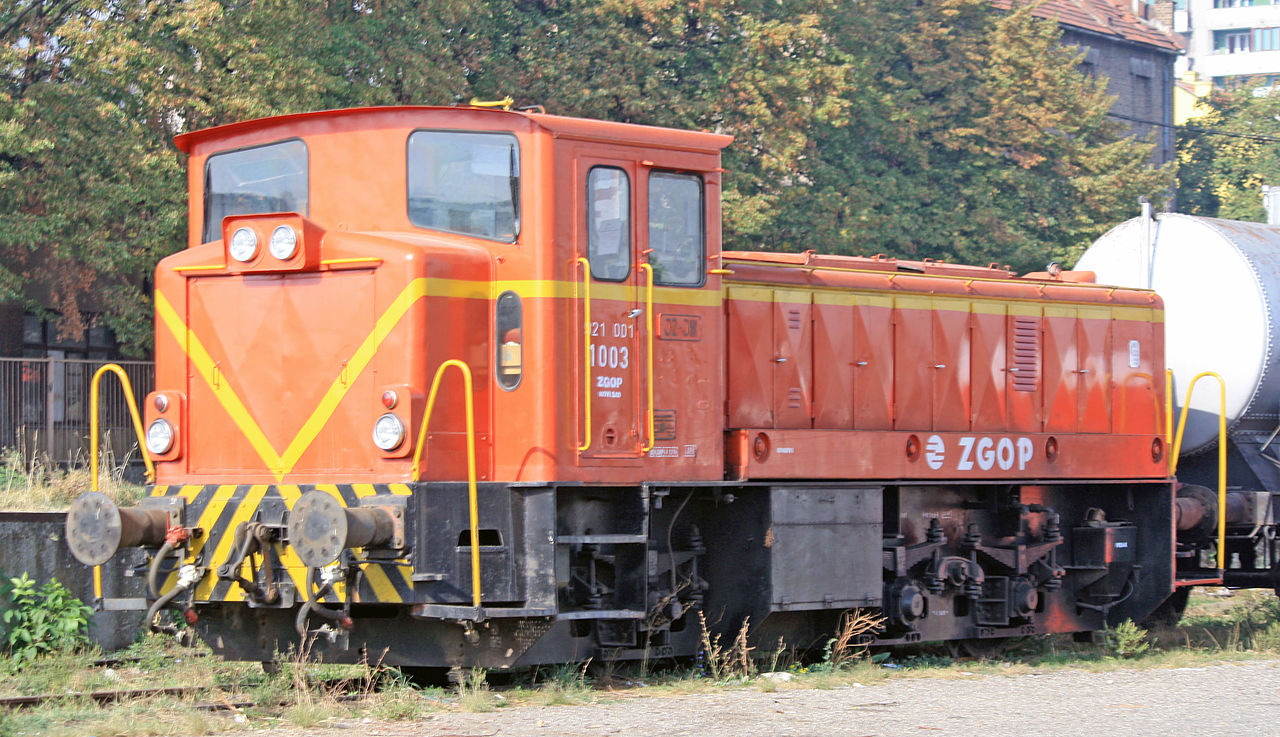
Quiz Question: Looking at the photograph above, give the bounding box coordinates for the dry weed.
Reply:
[0,440,144,511]
[824,609,886,670]
[697,612,755,681]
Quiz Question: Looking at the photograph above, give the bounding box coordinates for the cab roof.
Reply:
[174,106,735,155]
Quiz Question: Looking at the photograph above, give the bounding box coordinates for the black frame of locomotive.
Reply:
[145,479,1174,668]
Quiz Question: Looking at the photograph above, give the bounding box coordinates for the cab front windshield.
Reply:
[203,140,308,243]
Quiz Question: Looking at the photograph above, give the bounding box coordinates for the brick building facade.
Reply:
[1000,0,1183,165]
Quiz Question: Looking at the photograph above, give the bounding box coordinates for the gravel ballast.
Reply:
[260,659,1280,737]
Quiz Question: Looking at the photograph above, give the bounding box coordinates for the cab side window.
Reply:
[587,167,630,281]
[648,172,704,286]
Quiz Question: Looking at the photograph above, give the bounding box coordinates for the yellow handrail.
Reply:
[639,263,656,453]
[1165,368,1174,465]
[1169,371,1228,575]
[409,359,482,609]
[89,363,155,607]
[89,364,155,490]
[576,257,592,452]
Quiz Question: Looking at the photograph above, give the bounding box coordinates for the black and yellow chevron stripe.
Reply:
[150,483,414,604]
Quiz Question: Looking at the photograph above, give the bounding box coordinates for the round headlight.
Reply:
[229,227,258,262]
[372,413,405,451]
[270,225,298,260]
[146,419,174,454]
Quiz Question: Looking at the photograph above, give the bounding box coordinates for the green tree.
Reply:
[485,0,853,242]
[1176,86,1280,222]
[489,0,1170,272]
[0,0,1176,352]
[1,0,491,353]
[763,0,1171,271]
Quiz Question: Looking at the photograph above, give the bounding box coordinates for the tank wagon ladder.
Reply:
[1167,368,1229,584]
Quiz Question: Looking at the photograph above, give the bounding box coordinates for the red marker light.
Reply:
[381,390,398,409]
[154,394,169,413]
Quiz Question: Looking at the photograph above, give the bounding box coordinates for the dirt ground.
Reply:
[248,658,1280,737]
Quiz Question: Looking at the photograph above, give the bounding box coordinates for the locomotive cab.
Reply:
[147,106,732,486]
[70,106,742,666]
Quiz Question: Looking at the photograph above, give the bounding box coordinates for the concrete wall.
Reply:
[0,512,146,651]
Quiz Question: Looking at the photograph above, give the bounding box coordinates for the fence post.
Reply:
[44,358,55,461]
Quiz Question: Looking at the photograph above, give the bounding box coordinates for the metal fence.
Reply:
[0,358,154,468]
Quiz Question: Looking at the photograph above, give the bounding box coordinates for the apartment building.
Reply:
[1173,0,1280,85]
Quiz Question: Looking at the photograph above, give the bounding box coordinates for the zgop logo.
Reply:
[925,435,946,470]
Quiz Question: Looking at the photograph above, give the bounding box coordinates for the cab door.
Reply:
[576,157,645,459]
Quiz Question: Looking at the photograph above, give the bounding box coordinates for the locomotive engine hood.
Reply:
[151,226,491,483]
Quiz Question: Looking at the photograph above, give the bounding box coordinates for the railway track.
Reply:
[0,677,377,712]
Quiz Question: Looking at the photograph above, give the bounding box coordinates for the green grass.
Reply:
[3,583,1280,735]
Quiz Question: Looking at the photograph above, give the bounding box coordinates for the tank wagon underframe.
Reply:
[142,480,1172,667]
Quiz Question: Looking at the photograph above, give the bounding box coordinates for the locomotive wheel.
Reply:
[944,637,1010,660]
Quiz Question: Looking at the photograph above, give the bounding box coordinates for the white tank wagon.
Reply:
[1078,211,1280,589]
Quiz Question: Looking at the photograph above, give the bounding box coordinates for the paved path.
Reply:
[261,659,1280,737]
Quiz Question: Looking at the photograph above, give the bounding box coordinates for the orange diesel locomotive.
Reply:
[67,106,1189,667]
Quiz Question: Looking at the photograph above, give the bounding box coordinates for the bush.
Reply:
[1253,621,1280,652]
[1,573,93,663]
[1103,619,1151,659]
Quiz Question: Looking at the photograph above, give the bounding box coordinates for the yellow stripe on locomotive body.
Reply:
[152,261,1162,489]
[156,280,432,482]
[149,484,413,605]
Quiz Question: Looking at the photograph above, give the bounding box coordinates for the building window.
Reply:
[1215,29,1253,52]
[1255,27,1280,50]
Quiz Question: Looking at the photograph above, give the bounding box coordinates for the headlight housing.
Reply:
[269,225,298,260]
[146,419,175,454]
[229,227,258,262]
[372,413,405,451]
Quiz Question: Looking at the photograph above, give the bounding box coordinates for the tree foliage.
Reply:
[1177,86,1280,222]
[1,0,1172,354]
